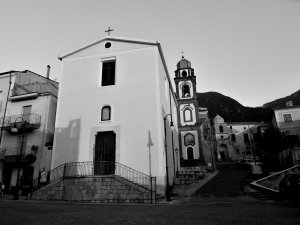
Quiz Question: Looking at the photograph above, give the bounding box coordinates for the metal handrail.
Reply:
[0,146,37,157]
[0,113,41,128]
[32,161,156,199]
[251,164,300,192]
[32,163,65,191]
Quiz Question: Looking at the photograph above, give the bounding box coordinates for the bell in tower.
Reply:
[174,56,196,100]
[175,56,194,78]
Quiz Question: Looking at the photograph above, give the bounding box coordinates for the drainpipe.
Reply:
[0,71,13,146]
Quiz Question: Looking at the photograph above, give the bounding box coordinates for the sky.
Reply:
[1,0,299,107]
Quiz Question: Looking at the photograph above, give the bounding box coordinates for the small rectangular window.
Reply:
[243,133,249,143]
[101,60,115,86]
[231,134,236,142]
[283,114,292,122]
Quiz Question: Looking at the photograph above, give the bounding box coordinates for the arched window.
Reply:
[181,70,187,77]
[184,133,195,146]
[183,108,193,122]
[182,84,190,97]
[101,106,111,121]
[219,125,223,133]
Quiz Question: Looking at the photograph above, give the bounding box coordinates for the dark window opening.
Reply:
[105,42,111,48]
[283,114,292,122]
[102,61,115,86]
[182,84,190,97]
[243,133,249,143]
[231,134,236,142]
[219,125,224,133]
[182,70,187,77]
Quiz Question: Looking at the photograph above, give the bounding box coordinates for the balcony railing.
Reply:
[0,146,38,162]
[0,113,41,132]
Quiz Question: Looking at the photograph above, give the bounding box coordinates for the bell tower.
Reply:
[174,56,203,166]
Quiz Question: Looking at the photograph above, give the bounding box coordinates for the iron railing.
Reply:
[0,146,37,157]
[0,113,41,130]
[250,164,300,195]
[32,161,157,201]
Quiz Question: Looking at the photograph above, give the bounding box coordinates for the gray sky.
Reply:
[1,0,299,107]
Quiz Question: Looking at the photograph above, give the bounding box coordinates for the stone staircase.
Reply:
[30,161,157,204]
[32,175,154,203]
[174,167,206,185]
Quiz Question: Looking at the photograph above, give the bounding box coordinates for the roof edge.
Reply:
[58,36,158,61]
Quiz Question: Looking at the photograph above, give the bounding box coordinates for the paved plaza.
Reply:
[0,197,299,225]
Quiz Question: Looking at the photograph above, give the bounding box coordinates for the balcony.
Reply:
[0,113,41,133]
[0,146,38,163]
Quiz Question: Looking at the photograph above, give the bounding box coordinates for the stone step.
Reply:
[32,175,156,203]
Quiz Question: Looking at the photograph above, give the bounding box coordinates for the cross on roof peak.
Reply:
[105,26,114,36]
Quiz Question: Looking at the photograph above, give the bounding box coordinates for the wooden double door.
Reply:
[94,131,116,175]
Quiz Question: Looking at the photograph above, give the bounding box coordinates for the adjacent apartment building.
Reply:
[0,70,58,194]
[274,101,300,166]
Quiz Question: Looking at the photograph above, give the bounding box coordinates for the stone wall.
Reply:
[32,175,154,203]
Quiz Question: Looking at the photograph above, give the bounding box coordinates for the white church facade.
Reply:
[51,36,179,195]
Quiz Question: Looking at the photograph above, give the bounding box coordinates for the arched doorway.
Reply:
[187,147,194,160]
[219,144,228,161]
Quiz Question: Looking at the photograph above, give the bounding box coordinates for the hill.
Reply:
[263,89,300,108]
[196,92,273,122]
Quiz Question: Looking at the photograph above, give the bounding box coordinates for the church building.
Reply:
[50,36,179,199]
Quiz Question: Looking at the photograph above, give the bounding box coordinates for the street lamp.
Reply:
[163,114,173,201]
[11,116,27,200]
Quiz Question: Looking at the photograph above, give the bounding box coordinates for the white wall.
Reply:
[53,40,179,193]
[275,107,300,123]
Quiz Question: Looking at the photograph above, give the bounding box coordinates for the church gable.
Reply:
[59,37,158,60]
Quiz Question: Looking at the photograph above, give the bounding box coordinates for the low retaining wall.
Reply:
[32,175,153,203]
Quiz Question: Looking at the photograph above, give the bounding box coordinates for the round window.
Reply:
[105,42,111,48]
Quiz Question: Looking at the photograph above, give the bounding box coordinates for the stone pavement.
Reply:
[0,196,299,225]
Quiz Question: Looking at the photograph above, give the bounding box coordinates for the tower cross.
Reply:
[105,26,114,36]
[181,50,185,58]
